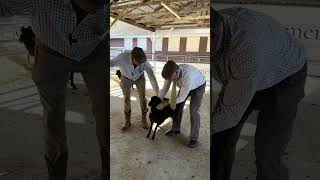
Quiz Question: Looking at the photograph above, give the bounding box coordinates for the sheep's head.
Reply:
[148,96,162,107]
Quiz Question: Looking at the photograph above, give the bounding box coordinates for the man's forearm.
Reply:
[146,69,159,94]
[158,80,171,99]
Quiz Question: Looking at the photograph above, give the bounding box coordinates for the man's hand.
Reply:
[156,100,169,110]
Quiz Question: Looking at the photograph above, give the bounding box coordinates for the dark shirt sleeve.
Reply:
[0,0,33,17]
[211,37,258,134]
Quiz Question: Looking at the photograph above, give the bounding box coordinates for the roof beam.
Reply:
[137,15,210,23]
[124,11,169,18]
[160,1,181,19]
[110,13,156,32]
[111,0,197,10]
[214,0,320,7]
[180,2,209,15]
[110,5,132,28]
[111,0,143,7]
[150,22,210,27]
[157,24,210,30]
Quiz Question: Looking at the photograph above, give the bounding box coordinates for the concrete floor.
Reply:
[0,56,102,179]
[110,78,210,180]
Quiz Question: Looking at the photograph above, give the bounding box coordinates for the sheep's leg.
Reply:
[152,124,159,140]
[147,121,153,138]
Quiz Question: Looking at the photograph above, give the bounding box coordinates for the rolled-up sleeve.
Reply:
[0,0,33,17]
[145,61,159,94]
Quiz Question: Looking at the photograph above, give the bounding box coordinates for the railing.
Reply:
[110,48,210,63]
[146,53,210,64]
[110,48,211,84]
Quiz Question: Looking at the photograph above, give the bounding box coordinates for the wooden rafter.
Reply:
[181,2,209,14]
[123,11,168,18]
[110,5,131,27]
[160,1,181,19]
[150,21,209,27]
[175,1,195,15]
[111,0,196,10]
[159,23,209,28]
[136,15,210,24]
[110,0,210,31]
[159,26,209,30]
[110,13,156,32]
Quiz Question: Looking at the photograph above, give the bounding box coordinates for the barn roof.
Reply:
[110,0,210,32]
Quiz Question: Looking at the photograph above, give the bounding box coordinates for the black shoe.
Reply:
[187,140,198,148]
[165,129,180,136]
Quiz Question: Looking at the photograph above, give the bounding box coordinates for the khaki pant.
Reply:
[120,75,148,122]
[32,40,109,180]
[173,83,206,141]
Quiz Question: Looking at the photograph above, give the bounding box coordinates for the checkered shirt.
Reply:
[212,7,306,134]
[0,0,107,61]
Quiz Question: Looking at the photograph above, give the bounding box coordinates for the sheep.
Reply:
[147,96,174,140]
[18,26,78,90]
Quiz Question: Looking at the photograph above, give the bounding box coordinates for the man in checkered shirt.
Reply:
[211,7,307,180]
[1,1,108,179]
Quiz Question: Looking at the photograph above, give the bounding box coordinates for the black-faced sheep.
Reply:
[18,26,78,90]
[147,96,174,140]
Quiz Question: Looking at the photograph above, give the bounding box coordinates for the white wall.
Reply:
[154,37,163,51]
[186,37,200,52]
[124,38,132,50]
[168,37,180,52]
[206,36,210,52]
[137,38,147,50]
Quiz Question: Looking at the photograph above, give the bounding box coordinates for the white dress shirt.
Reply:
[158,64,206,104]
[110,52,159,93]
